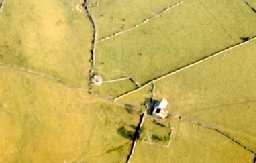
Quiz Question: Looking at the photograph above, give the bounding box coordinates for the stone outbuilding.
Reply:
[91,75,103,86]
[152,98,168,119]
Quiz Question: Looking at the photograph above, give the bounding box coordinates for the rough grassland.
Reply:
[0,68,140,163]
[0,0,92,87]
[154,39,256,152]
[94,0,256,96]
[1,0,256,162]
[131,122,253,163]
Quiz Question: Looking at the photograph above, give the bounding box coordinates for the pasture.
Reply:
[1,0,256,162]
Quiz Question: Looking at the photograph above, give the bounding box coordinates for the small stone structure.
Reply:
[151,98,168,119]
[91,74,103,86]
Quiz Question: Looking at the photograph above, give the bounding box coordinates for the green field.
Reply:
[1,0,256,162]
[121,37,256,162]
[92,0,256,97]
[153,39,256,151]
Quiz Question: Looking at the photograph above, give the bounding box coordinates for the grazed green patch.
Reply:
[140,118,171,145]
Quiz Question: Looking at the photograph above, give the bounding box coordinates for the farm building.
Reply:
[152,98,168,119]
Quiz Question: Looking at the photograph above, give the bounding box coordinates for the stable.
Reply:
[152,98,168,119]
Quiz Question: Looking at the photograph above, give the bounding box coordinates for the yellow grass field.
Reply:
[0,0,92,87]
[1,0,256,162]
[0,68,140,162]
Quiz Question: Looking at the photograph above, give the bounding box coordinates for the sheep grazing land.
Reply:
[0,0,256,162]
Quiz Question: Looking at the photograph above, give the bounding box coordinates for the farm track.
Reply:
[192,121,256,154]
[103,76,140,87]
[82,0,97,93]
[114,36,256,102]
[103,77,130,83]
[96,1,184,43]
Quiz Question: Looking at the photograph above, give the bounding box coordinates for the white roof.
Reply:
[158,98,168,109]
[152,98,169,119]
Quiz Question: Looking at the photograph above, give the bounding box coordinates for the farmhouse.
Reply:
[152,98,168,119]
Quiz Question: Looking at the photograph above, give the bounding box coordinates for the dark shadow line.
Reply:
[242,0,256,14]
[0,0,3,10]
[82,0,97,93]
[126,112,146,163]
